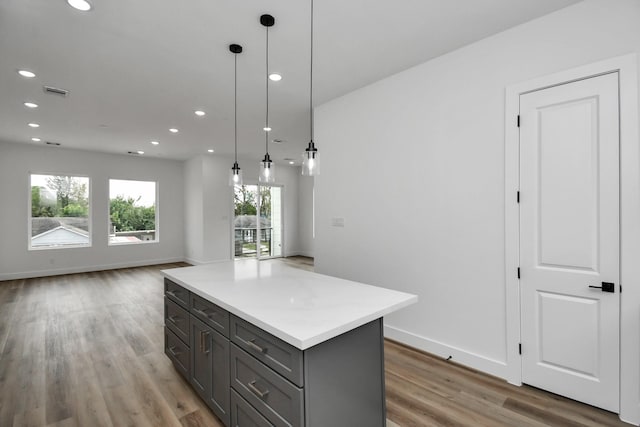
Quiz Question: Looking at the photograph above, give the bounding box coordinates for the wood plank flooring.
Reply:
[0,261,628,427]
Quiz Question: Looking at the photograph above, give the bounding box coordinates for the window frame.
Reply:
[107,178,159,246]
[28,171,93,251]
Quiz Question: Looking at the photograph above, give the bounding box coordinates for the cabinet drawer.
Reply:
[165,327,190,380]
[230,344,303,427]
[231,389,273,427]
[165,297,190,344]
[230,316,303,387]
[165,278,190,309]
[191,293,230,338]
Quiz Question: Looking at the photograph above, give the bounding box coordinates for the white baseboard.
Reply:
[384,325,508,380]
[0,257,185,281]
[285,251,314,258]
[619,404,640,426]
[184,256,206,265]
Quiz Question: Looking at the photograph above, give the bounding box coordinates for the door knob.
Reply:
[588,282,615,293]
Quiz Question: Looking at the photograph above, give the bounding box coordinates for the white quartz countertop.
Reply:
[161,259,417,350]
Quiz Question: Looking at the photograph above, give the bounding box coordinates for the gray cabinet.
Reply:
[165,277,189,308]
[165,279,231,427]
[190,314,211,398]
[231,389,273,427]
[229,314,386,427]
[230,316,303,387]
[165,297,190,344]
[191,314,230,426]
[230,343,303,426]
[164,281,191,383]
[164,326,189,379]
[191,292,230,337]
[165,278,387,427]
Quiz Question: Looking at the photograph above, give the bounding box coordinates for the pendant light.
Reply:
[229,44,243,186]
[302,0,319,176]
[259,14,276,183]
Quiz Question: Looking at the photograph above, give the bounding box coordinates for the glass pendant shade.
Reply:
[302,140,319,176]
[259,154,275,183]
[229,162,243,186]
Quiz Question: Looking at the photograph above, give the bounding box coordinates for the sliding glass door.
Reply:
[261,185,282,258]
[233,184,283,259]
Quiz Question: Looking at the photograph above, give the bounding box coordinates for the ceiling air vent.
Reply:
[43,85,69,97]
[45,141,61,146]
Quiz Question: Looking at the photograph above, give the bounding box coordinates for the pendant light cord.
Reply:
[309,0,314,142]
[265,25,270,155]
[234,53,238,163]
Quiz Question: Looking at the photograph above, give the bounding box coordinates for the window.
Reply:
[30,174,91,249]
[109,179,157,244]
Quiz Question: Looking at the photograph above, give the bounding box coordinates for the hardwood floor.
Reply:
[0,261,628,427]
[384,341,626,427]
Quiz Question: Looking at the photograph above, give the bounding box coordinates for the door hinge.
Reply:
[517,191,520,203]
[620,284,622,293]
[519,343,522,355]
[517,267,521,279]
[517,115,520,127]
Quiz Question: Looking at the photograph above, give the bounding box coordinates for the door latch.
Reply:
[588,282,615,293]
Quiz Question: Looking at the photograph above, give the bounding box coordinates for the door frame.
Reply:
[230,183,285,260]
[504,54,639,424]
[257,183,285,260]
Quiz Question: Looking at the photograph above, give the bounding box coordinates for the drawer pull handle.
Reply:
[168,346,182,357]
[168,315,181,323]
[247,339,267,354]
[247,380,269,399]
[200,331,210,354]
[193,308,212,319]
[166,290,179,298]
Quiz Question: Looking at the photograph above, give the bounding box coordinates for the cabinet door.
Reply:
[231,389,273,427]
[209,328,230,426]
[165,327,190,380]
[190,315,212,401]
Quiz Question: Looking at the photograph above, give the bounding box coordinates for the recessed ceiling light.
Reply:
[269,73,282,82]
[31,137,41,142]
[207,149,214,153]
[24,102,38,108]
[263,127,272,132]
[151,141,159,145]
[28,123,40,128]
[18,70,36,78]
[289,161,295,165]
[195,110,206,117]
[169,128,179,133]
[67,0,92,11]
[137,150,145,155]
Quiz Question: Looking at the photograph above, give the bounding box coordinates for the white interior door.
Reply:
[519,72,620,412]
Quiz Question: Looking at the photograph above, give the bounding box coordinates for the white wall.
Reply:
[184,156,205,263]
[298,174,314,257]
[0,141,185,280]
[184,154,302,264]
[314,0,640,423]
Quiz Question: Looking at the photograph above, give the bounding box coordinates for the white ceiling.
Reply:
[0,0,580,163]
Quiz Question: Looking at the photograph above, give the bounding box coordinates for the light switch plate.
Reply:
[331,217,345,227]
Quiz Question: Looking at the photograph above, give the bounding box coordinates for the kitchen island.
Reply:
[162,259,417,427]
